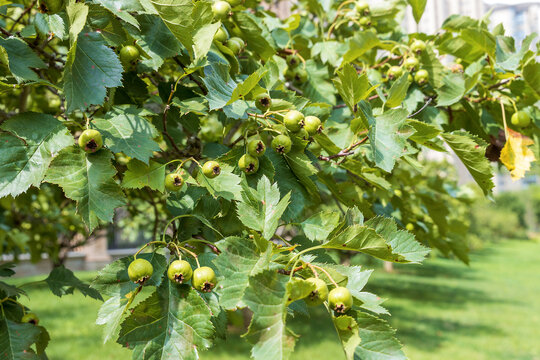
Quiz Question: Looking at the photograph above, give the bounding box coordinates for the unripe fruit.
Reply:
[78,129,103,153]
[355,0,370,15]
[334,315,355,331]
[358,16,371,27]
[414,69,429,86]
[238,154,259,174]
[167,260,193,284]
[193,266,217,292]
[283,110,305,132]
[202,161,221,178]
[225,37,243,55]
[304,116,323,135]
[21,313,39,325]
[255,93,272,112]
[297,128,310,142]
[328,287,353,314]
[405,223,415,231]
[511,111,531,128]
[120,45,140,66]
[165,173,184,191]
[39,0,64,14]
[387,66,403,80]
[293,68,308,84]
[128,258,153,285]
[404,57,419,72]
[307,141,321,156]
[214,28,228,43]
[212,1,231,20]
[247,139,266,157]
[304,278,328,306]
[286,54,300,68]
[271,134,292,154]
[411,39,426,54]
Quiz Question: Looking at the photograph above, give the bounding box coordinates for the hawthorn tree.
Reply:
[0,0,538,359]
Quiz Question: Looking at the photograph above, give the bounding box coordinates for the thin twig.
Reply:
[407,96,435,118]
[9,0,36,32]
[277,265,304,276]
[318,134,369,161]
[173,57,207,95]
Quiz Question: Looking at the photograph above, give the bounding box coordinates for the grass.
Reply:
[6,239,540,360]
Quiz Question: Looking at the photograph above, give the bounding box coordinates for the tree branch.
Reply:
[318,134,368,161]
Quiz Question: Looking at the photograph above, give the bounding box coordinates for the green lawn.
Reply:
[7,239,540,359]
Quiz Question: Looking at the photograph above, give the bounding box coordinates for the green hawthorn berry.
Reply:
[128,258,153,285]
[284,110,305,132]
[358,16,371,27]
[212,1,231,20]
[404,57,419,72]
[411,39,426,54]
[328,287,353,314]
[355,0,369,15]
[297,128,310,142]
[255,93,272,112]
[394,189,402,197]
[247,139,266,157]
[38,0,64,14]
[21,313,39,325]
[78,129,103,153]
[202,160,221,178]
[511,111,531,128]
[271,134,292,154]
[406,223,414,231]
[167,260,193,284]
[193,266,217,292]
[238,154,259,174]
[304,116,323,135]
[226,0,242,6]
[214,27,228,43]
[225,37,244,55]
[414,69,429,86]
[165,173,184,191]
[293,68,308,84]
[304,278,329,306]
[286,54,300,68]
[120,45,140,66]
[387,66,403,80]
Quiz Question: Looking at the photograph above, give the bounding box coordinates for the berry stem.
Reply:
[499,98,509,139]
[178,246,200,268]
[134,241,167,259]
[311,264,339,287]
[307,263,319,278]
[178,238,221,254]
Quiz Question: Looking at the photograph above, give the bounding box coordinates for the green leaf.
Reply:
[34,13,65,40]
[305,59,336,104]
[286,277,315,303]
[122,159,166,192]
[301,211,341,242]
[66,1,89,44]
[496,33,536,71]
[436,73,466,107]
[228,67,268,105]
[407,119,441,145]
[243,270,295,360]
[366,108,413,172]
[45,146,126,231]
[93,106,160,164]
[63,32,123,113]
[232,12,276,60]
[419,45,445,88]
[96,295,128,343]
[91,252,167,297]
[385,72,411,108]
[236,176,290,240]
[214,237,272,310]
[285,149,320,203]
[0,112,73,198]
[322,225,400,262]
[203,61,237,110]
[441,131,494,195]
[45,265,103,300]
[523,61,540,99]
[343,31,380,64]
[118,282,214,359]
[353,311,406,360]
[333,314,361,360]
[461,28,496,59]
[408,0,427,23]
[0,281,26,298]
[94,0,143,28]
[0,318,41,360]
[0,37,46,82]
[196,168,242,201]
[333,63,376,112]
[365,217,430,263]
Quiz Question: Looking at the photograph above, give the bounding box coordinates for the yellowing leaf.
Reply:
[500,128,536,180]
